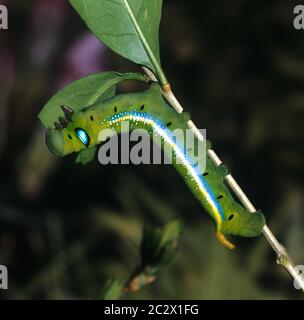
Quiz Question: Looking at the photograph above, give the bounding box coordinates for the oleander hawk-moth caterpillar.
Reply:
[44,83,265,249]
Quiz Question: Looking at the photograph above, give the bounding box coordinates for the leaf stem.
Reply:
[142,67,304,293]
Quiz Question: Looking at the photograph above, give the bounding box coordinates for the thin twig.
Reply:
[142,66,304,292]
[123,266,156,294]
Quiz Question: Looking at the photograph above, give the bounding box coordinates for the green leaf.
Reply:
[101,277,124,300]
[38,72,147,129]
[160,220,182,249]
[69,0,167,85]
[140,220,182,269]
[75,147,97,165]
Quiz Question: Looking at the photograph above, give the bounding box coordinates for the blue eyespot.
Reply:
[75,128,90,147]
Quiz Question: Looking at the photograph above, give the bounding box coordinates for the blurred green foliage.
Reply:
[101,220,182,300]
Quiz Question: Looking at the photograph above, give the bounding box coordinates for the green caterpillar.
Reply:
[45,83,265,249]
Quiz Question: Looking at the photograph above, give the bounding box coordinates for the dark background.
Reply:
[0,0,303,299]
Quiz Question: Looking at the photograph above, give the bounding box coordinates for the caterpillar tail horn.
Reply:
[215,231,236,250]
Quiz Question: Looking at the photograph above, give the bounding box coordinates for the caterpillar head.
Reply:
[45,106,90,157]
[45,129,65,156]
